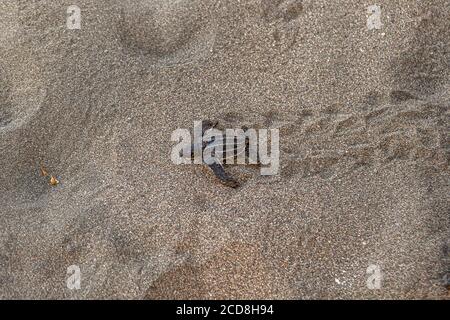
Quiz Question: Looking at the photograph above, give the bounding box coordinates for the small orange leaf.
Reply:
[49,175,59,186]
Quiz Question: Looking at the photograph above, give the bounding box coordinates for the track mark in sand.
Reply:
[364,106,389,124]
[303,117,332,135]
[363,91,384,107]
[334,115,361,135]
[260,0,304,53]
[280,99,449,180]
[390,90,418,104]
[119,0,216,67]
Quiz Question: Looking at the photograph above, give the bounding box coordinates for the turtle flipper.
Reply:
[207,162,239,188]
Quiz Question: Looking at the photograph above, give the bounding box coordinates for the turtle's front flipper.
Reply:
[207,162,239,188]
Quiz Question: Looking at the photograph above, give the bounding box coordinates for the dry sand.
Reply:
[0,0,449,299]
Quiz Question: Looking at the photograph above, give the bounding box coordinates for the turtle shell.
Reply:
[204,134,247,164]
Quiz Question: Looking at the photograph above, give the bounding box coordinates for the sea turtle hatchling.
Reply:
[183,120,255,188]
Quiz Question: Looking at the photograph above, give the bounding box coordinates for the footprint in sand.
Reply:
[119,0,216,66]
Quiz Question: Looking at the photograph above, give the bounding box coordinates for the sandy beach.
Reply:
[0,0,449,299]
